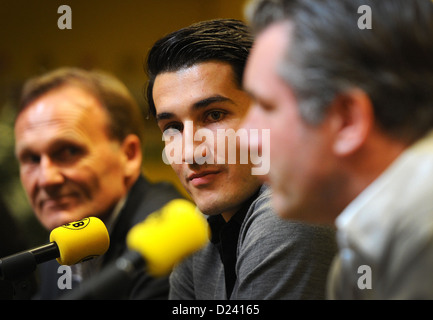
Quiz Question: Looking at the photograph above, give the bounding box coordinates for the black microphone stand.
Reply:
[0,242,59,281]
[61,250,145,300]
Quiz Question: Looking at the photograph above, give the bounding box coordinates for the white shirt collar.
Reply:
[104,195,128,233]
[336,129,433,255]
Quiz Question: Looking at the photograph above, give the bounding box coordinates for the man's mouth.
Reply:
[188,170,221,187]
[38,193,78,210]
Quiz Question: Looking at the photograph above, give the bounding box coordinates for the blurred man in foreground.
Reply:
[242,0,433,299]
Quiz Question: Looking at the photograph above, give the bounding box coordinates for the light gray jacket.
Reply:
[328,130,433,299]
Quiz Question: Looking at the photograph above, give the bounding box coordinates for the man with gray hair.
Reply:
[242,0,433,299]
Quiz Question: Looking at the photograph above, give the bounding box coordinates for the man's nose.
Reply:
[37,155,64,188]
[182,121,214,165]
[239,105,264,155]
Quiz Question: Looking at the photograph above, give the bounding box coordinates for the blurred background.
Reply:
[0,0,250,247]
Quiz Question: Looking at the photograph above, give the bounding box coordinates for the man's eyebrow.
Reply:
[15,137,84,158]
[192,95,234,110]
[156,95,234,122]
[156,112,174,122]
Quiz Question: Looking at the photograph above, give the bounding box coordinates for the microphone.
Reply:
[62,199,209,300]
[0,217,109,281]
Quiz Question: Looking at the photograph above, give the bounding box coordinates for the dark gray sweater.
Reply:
[169,185,338,300]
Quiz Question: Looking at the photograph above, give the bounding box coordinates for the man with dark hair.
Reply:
[242,0,433,299]
[146,18,337,299]
[14,67,182,299]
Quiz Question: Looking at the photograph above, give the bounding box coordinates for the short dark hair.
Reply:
[18,67,146,144]
[248,0,433,142]
[145,18,253,118]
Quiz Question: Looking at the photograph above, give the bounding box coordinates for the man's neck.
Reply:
[340,130,409,215]
[220,186,262,222]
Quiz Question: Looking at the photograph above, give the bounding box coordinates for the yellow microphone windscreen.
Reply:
[49,217,110,265]
[126,199,210,277]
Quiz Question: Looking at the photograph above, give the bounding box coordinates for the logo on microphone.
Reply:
[61,218,90,230]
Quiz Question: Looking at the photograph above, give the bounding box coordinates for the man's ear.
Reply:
[329,89,374,156]
[121,134,143,178]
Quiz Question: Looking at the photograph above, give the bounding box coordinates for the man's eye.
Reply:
[163,123,183,135]
[205,110,226,122]
[56,146,82,162]
[255,99,275,112]
[20,153,40,165]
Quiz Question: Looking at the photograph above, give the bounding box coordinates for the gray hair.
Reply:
[248,0,433,142]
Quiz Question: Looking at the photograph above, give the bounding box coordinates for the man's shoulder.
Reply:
[244,184,275,223]
[111,175,184,239]
[134,175,182,199]
[249,184,272,209]
[129,176,184,217]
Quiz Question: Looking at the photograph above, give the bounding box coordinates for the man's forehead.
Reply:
[153,62,240,117]
[15,86,112,142]
[255,22,291,61]
[19,85,106,120]
[244,22,292,90]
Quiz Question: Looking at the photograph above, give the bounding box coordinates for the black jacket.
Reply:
[36,175,183,300]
